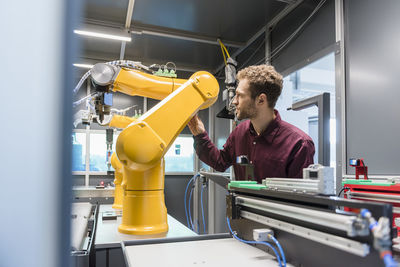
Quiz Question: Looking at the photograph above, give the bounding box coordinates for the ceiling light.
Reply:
[74,24,132,42]
[74,30,131,42]
[73,63,94,69]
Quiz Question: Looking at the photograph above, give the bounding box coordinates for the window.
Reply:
[89,132,119,172]
[72,132,86,171]
[276,52,336,167]
[72,128,193,186]
[165,136,194,173]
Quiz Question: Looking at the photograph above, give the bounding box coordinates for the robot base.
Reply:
[118,190,168,235]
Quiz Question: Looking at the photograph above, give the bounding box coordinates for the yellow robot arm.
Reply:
[90,63,187,100]
[112,68,187,100]
[109,114,137,129]
[115,71,219,235]
[117,71,219,171]
[109,114,137,210]
[90,63,219,235]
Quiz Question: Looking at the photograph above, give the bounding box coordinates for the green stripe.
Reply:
[342,179,395,186]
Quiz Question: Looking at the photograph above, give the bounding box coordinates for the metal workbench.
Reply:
[73,186,115,198]
[122,237,291,267]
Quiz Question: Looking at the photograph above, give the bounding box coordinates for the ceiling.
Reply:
[77,0,301,73]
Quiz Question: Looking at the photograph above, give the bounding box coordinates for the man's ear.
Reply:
[258,93,268,105]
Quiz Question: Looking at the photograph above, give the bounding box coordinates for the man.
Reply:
[188,64,315,183]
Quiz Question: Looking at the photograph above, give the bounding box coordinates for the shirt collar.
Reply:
[249,109,281,143]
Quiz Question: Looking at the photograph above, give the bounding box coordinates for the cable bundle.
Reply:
[184,173,207,234]
[226,217,286,267]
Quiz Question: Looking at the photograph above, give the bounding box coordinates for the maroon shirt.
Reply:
[194,110,315,183]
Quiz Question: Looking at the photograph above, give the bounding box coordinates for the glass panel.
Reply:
[89,132,119,172]
[72,132,86,171]
[165,136,194,173]
[276,52,336,167]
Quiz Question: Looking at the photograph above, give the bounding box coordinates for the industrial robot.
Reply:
[77,61,219,235]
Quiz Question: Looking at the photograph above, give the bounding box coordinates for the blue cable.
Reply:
[188,186,195,231]
[184,175,193,227]
[269,234,286,267]
[383,254,398,267]
[184,174,198,228]
[200,184,206,234]
[226,217,283,267]
[361,209,399,267]
[184,173,207,233]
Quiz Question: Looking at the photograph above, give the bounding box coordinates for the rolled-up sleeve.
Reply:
[193,131,234,172]
[286,140,315,178]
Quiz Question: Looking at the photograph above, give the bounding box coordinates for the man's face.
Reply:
[232,79,257,120]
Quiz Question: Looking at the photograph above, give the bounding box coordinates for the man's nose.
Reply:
[232,95,238,105]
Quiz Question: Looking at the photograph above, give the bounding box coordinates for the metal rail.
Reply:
[236,195,359,235]
[240,210,370,257]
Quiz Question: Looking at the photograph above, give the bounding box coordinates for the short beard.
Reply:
[237,105,257,120]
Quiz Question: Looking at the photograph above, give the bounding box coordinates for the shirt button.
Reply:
[250,161,253,164]
[253,142,256,145]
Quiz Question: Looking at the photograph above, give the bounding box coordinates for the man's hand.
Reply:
[188,114,205,136]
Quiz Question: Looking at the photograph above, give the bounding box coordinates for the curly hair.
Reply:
[236,64,283,108]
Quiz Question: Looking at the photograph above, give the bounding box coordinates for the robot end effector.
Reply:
[89,63,120,124]
[72,63,120,127]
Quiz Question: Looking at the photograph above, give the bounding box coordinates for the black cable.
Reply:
[337,187,350,197]
[254,0,326,65]
[237,38,266,69]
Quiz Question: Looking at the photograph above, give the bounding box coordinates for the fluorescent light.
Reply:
[131,29,143,35]
[74,29,131,42]
[73,63,94,69]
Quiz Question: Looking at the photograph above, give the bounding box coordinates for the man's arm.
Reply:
[187,114,206,136]
[287,139,315,178]
[188,115,234,171]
